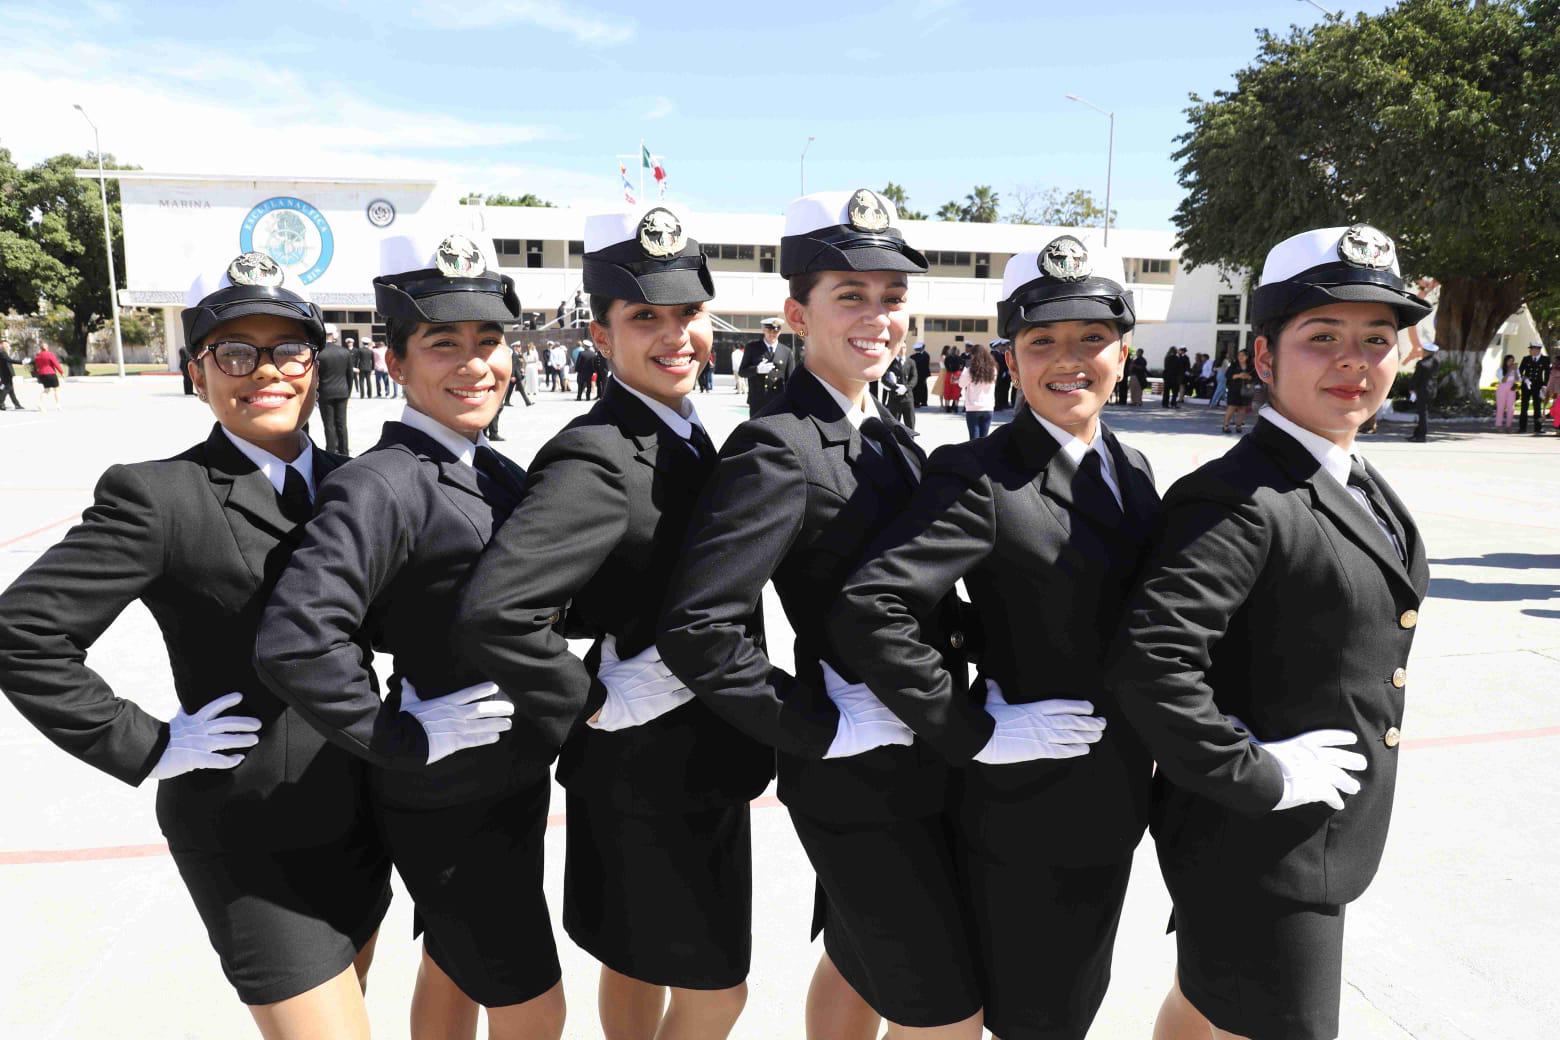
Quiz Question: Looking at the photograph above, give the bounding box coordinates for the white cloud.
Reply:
[418,0,634,44]
[643,96,675,120]
[0,17,619,209]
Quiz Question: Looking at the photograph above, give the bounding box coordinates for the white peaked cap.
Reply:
[377,221,499,276]
[584,204,696,253]
[185,254,313,308]
[784,190,900,237]
[1000,244,1128,301]
[1259,226,1403,285]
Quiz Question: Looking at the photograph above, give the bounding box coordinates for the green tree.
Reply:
[18,153,138,373]
[879,182,927,220]
[0,148,75,319]
[1528,293,1560,349]
[962,185,1001,223]
[459,192,555,207]
[935,200,965,221]
[1006,185,1116,228]
[1172,0,1560,399]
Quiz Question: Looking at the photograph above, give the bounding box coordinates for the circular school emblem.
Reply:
[847,188,892,232]
[226,251,285,288]
[637,207,686,258]
[1338,224,1395,270]
[1040,235,1092,281]
[365,198,397,228]
[434,234,486,278]
[238,197,334,285]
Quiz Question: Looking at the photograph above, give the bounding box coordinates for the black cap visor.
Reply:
[780,226,929,277]
[998,280,1136,340]
[1248,261,1428,327]
[183,287,326,348]
[373,270,522,327]
[582,254,714,306]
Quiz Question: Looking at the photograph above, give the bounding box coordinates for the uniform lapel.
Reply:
[791,367,864,467]
[603,378,704,482]
[203,424,301,582]
[1365,458,1430,599]
[1016,408,1121,532]
[1253,420,1418,597]
[1103,424,1157,541]
[381,422,500,538]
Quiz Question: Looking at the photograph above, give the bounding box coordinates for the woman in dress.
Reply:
[1221,346,1256,433]
[256,231,572,1040]
[1108,224,1431,1040]
[0,253,392,1038]
[456,204,764,1040]
[659,188,982,1040]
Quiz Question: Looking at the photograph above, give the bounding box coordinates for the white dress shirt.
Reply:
[1258,406,1402,557]
[612,376,707,452]
[221,427,316,499]
[398,404,490,467]
[1029,409,1122,508]
[810,367,872,430]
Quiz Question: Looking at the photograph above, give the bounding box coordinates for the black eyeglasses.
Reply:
[197,341,316,377]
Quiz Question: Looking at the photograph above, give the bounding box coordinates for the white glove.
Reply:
[821,661,914,759]
[971,679,1105,765]
[400,679,514,764]
[149,692,262,781]
[1230,716,1366,812]
[755,361,776,375]
[589,635,696,732]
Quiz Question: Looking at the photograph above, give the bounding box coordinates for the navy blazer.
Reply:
[456,379,772,814]
[1106,418,1429,905]
[0,424,365,850]
[255,421,567,811]
[831,406,1160,863]
[660,368,972,825]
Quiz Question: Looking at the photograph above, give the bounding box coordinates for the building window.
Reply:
[494,238,523,256]
[975,252,991,279]
[1142,258,1172,274]
[1216,329,1241,361]
[925,317,990,333]
[760,245,776,274]
[568,240,584,256]
[1216,294,1242,324]
[926,251,973,268]
[737,245,755,261]
[526,240,544,269]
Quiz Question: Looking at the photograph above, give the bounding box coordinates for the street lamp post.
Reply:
[1298,0,1343,17]
[1064,94,1114,247]
[73,104,125,380]
[800,136,815,196]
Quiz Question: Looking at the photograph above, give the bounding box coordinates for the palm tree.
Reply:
[962,185,1000,223]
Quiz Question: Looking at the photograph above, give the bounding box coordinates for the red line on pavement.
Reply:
[3,734,1553,867]
[0,512,81,549]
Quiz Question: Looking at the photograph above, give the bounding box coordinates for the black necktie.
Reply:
[279,464,312,524]
[1347,458,1407,562]
[474,445,519,499]
[860,416,918,489]
[688,423,716,462]
[1075,450,1123,523]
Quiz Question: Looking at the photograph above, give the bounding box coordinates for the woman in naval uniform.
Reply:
[0,254,392,1039]
[255,232,575,1040]
[1105,224,1431,1040]
[455,204,768,1040]
[829,239,1157,1040]
[658,189,982,1040]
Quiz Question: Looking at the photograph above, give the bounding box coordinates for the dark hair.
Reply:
[966,343,998,383]
[588,294,615,326]
[1252,316,1295,352]
[1501,353,1516,375]
[787,271,824,304]
[385,316,415,359]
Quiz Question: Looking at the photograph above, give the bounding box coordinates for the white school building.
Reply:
[107,172,1539,375]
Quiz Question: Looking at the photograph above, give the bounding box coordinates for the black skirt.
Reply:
[789,808,982,1028]
[374,777,561,1008]
[170,823,392,1006]
[563,792,752,989]
[1162,853,1346,1040]
[37,373,59,389]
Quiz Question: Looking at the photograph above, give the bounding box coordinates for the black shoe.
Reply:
[1222,426,1231,434]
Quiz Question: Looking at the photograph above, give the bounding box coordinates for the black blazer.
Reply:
[254,421,561,811]
[737,339,782,408]
[456,380,772,814]
[830,407,1159,864]
[316,343,353,401]
[659,368,971,825]
[0,425,365,850]
[1105,418,1429,905]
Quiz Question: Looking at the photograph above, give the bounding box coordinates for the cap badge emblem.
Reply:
[1040,236,1092,281]
[637,207,686,258]
[1338,224,1395,270]
[227,251,285,288]
[847,188,892,232]
[434,234,486,278]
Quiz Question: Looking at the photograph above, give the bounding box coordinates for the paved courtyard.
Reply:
[1,373,1556,1039]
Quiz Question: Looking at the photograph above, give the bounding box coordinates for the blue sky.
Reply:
[1,0,1396,229]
